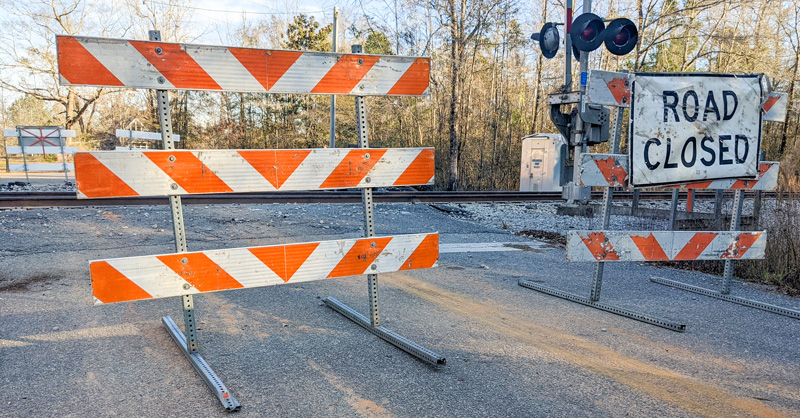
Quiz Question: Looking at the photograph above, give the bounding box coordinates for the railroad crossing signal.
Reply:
[532,15,638,58]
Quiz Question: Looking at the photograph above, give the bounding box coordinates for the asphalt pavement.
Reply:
[1,201,799,417]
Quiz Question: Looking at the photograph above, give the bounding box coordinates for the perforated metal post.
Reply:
[150,30,196,353]
[721,189,743,295]
[149,30,239,411]
[351,44,381,327]
[589,101,624,301]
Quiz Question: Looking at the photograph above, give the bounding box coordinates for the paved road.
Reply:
[1,202,799,417]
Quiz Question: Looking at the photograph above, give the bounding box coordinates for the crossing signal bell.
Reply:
[531,22,560,59]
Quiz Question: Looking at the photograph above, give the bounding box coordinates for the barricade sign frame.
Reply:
[526,70,800,326]
[60,30,443,412]
[3,127,76,182]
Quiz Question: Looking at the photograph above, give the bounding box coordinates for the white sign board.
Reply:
[629,74,762,186]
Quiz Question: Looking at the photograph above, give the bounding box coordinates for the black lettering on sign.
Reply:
[681,136,697,167]
[719,135,733,165]
[644,138,661,170]
[735,134,749,164]
[700,136,716,166]
[703,91,721,121]
[663,91,680,122]
[664,138,678,168]
[722,90,738,120]
[683,90,699,122]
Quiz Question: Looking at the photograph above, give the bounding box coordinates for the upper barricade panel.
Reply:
[56,35,431,96]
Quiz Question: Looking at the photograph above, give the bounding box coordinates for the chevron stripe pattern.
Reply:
[566,231,766,262]
[56,36,430,96]
[91,233,438,304]
[74,148,435,198]
[578,153,779,190]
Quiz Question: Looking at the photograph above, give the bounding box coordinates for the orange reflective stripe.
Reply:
[399,234,439,270]
[311,54,380,94]
[763,95,780,113]
[722,232,762,259]
[580,232,620,261]
[265,50,303,89]
[393,149,434,186]
[387,58,430,95]
[57,36,123,87]
[594,157,628,186]
[91,261,152,303]
[683,181,713,189]
[237,149,311,189]
[249,243,319,282]
[129,41,221,90]
[144,151,232,194]
[674,232,717,260]
[228,48,268,90]
[328,237,392,277]
[630,234,669,261]
[74,153,139,198]
[319,149,387,188]
[157,253,244,292]
[606,77,630,106]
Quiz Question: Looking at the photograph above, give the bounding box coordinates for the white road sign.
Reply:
[629,74,762,186]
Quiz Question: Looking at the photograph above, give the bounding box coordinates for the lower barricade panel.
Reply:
[91,233,438,304]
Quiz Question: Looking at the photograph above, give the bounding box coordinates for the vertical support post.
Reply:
[3,132,9,172]
[128,129,134,150]
[150,30,197,353]
[668,189,679,230]
[686,189,694,213]
[58,128,69,182]
[721,190,744,295]
[631,188,640,215]
[353,44,380,327]
[590,101,624,301]
[714,189,724,227]
[18,127,30,183]
[329,7,339,149]
[564,0,572,88]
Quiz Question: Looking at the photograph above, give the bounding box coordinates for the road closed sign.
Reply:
[629,74,763,186]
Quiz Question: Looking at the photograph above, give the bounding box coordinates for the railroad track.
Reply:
[0,190,775,208]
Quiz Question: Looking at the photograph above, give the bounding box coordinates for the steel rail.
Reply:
[0,190,777,208]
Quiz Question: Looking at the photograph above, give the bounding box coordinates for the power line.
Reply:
[147,0,326,16]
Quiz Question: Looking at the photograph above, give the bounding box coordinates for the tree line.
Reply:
[2,0,800,190]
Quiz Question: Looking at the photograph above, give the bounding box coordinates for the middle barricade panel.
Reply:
[75,148,435,198]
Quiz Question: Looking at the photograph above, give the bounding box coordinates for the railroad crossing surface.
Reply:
[1,201,799,417]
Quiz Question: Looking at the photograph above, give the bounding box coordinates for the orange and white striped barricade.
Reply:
[551,72,800,323]
[3,127,76,182]
[521,94,689,331]
[60,30,442,412]
[114,129,180,150]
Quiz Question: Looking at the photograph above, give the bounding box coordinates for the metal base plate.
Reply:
[650,277,800,320]
[518,280,686,332]
[162,316,241,412]
[323,297,446,366]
